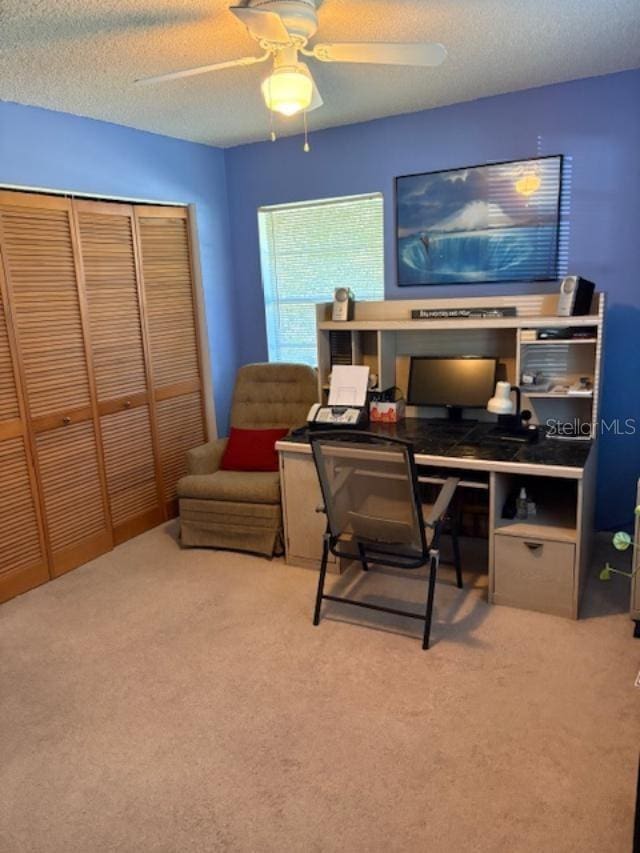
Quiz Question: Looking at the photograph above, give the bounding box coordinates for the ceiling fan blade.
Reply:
[135,53,269,85]
[230,6,291,43]
[311,42,447,67]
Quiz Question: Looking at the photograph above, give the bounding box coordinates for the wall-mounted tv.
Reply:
[395,155,563,286]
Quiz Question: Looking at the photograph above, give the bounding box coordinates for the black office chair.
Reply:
[310,431,461,650]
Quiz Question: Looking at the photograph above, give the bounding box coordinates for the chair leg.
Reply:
[313,537,330,626]
[422,550,439,650]
[451,524,463,589]
[358,542,369,572]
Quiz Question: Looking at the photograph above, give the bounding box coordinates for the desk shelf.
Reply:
[517,324,601,434]
[524,391,593,399]
[418,475,489,491]
[520,338,597,346]
[318,315,600,332]
[495,516,577,544]
[492,474,578,544]
[417,464,490,492]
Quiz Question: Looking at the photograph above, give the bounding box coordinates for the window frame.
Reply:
[257,192,385,366]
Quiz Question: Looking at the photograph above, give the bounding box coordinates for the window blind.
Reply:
[258,193,384,365]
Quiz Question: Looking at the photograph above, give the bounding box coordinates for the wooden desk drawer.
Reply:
[493,534,575,617]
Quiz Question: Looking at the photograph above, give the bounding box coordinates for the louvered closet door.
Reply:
[75,201,164,544]
[0,192,112,577]
[135,207,206,516]
[0,256,49,603]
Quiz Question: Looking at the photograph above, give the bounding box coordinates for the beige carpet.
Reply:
[0,523,638,853]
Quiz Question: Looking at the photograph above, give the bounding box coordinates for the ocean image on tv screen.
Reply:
[396,156,562,285]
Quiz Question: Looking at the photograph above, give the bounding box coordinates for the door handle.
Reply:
[524,541,543,551]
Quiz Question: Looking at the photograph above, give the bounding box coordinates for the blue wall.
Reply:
[2,70,639,527]
[225,69,640,529]
[0,100,236,434]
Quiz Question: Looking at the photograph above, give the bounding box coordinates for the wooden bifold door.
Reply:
[0,191,210,603]
[135,208,206,517]
[75,200,164,544]
[0,244,48,600]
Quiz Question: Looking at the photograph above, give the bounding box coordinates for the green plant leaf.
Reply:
[635,505,640,517]
[612,531,632,551]
[600,564,612,581]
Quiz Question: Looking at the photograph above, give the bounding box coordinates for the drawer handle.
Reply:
[524,541,543,551]
[124,400,132,409]
[62,416,71,425]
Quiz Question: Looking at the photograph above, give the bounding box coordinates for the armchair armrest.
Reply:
[186,438,228,476]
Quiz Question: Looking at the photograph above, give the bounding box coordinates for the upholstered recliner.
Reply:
[177,363,318,556]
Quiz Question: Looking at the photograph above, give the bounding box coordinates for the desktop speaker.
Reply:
[332,287,354,321]
[557,276,595,317]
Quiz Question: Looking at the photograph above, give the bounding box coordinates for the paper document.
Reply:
[328,365,370,407]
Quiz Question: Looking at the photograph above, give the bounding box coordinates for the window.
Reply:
[258,193,384,365]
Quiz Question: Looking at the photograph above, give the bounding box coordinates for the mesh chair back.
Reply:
[311,433,426,562]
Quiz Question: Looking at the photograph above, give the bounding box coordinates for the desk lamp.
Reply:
[487,381,522,431]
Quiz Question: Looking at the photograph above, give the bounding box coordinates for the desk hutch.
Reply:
[277,293,605,620]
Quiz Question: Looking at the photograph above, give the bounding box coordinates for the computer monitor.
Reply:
[407,356,497,420]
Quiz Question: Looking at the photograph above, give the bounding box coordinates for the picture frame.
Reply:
[395,155,563,287]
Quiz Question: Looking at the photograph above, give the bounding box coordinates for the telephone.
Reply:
[307,402,369,430]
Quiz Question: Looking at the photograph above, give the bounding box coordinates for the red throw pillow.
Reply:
[220,427,289,472]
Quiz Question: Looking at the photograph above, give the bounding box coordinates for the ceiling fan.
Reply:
[136,0,447,120]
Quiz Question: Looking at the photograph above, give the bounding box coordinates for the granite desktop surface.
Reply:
[283,418,592,470]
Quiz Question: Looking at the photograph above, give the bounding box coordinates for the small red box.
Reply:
[369,400,405,423]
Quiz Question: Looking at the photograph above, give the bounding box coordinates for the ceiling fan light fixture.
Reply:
[136,3,448,140]
[261,63,313,116]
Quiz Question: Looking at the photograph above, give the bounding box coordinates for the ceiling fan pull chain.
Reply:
[303,110,310,153]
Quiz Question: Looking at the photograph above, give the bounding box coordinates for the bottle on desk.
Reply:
[516,487,529,520]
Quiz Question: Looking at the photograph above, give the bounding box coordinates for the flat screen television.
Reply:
[408,356,497,421]
[396,155,562,286]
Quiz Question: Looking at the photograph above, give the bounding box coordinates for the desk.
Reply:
[277,419,596,619]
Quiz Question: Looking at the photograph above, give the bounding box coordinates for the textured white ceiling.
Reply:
[0,0,639,147]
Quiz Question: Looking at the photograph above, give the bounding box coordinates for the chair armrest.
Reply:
[423,477,459,528]
[185,438,228,475]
